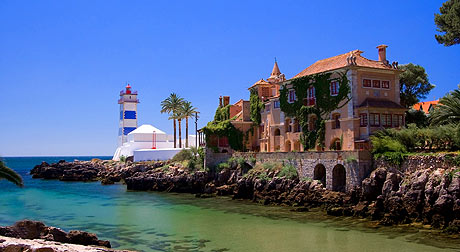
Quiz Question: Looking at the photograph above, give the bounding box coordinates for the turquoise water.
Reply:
[0,157,459,252]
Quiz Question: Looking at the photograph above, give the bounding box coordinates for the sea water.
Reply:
[0,157,459,252]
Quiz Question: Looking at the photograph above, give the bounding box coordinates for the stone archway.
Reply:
[332,164,346,192]
[285,140,291,152]
[313,164,326,187]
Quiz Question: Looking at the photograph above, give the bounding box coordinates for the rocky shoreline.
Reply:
[0,220,133,252]
[30,155,460,233]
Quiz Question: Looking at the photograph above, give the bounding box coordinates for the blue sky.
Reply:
[1,0,459,156]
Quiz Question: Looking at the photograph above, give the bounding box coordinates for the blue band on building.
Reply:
[123,127,136,135]
[124,111,137,119]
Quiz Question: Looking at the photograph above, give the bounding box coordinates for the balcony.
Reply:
[120,90,138,96]
[118,98,140,104]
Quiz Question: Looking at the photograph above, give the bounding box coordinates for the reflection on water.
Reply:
[0,157,458,252]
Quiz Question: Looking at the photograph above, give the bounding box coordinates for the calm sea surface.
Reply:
[0,157,459,252]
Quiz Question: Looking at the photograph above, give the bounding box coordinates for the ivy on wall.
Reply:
[250,89,264,125]
[204,104,244,151]
[214,104,231,121]
[279,72,351,150]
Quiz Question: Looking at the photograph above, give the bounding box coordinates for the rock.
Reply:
[11,220,46,239]
[0,220,111,248]
[68,230,111,248]
[0,236,133,252]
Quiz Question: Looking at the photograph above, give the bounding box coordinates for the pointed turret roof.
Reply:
[270,60,281,77]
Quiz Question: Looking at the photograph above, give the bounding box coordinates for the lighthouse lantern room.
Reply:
[118,84,139,147]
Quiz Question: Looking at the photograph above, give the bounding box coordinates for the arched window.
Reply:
[274,128,281,136]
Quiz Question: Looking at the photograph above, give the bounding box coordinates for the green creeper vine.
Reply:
[279,72,351,150]
[204,104,244,151]
[214,104,230,121]
[250,89,264,125]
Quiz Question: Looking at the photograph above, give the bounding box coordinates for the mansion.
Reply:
[208,45,407,152]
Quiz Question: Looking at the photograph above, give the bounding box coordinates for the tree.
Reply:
[405,109,429,128]
[398,63,435,108]
[160,93,184,148]
[0,159,23,187]
[435,0,460,46]
[180,101,199,148]
[430,85,460,125]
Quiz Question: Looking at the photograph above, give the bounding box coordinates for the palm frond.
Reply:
[431,85,460,125]
[0,160,23,187]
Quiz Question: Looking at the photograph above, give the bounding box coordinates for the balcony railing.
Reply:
[120,90,138,95]
[118,98,140,104]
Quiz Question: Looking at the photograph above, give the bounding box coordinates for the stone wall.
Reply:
[207,149,373,192]
[374,154,453,173]
[204,151,231,169]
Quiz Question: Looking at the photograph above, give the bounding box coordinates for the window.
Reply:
[289,90,296,103]
[382,80,390,89]
[393,114,403,127]
[372,80,381,88]
[273,100,280,108]
[307,87,316,105]
[363,79,372,87]
[330,81,339,96]
[382,114,392,127]
[370,113,380,126]
[332,114,340,129]
[308,87,315,98]
[360,113,368,127]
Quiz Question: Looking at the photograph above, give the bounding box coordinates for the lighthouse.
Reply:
[118,84,139,147]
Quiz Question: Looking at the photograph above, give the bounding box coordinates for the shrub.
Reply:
[236,157,246,167]
[172,149,194,162]
[374,152,406,165]
[217,162,230,171]
[371,136,407,154]
[249,156,257,166]
[277,164,298,179]
[262,162,277,171]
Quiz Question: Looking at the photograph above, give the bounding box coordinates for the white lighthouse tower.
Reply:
[118,84,139,147]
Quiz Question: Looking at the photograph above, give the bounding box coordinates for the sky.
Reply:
[1,0,459,156]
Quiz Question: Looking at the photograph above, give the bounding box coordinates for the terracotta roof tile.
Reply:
[293,50,396,78]
[249,78,271,88]
[412,100,439,114]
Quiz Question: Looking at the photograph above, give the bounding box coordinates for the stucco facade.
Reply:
[257,45,407,152]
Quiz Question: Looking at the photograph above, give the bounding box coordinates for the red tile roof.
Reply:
[293,50,397,78]
[412,100,439,114]
[249,78,271,88]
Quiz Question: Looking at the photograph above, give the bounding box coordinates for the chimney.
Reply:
[223,96,230,106]
[377,44,388,62]
[219,96,223,107]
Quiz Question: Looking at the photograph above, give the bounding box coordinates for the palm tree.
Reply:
[430,85,460,125]
[0,159,23,187]
[180,101,199,147]
[161,93,184,148]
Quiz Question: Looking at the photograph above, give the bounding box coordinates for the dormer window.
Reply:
[382,80,390,89]
[363,79,371,87]
[372,80,381,88]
